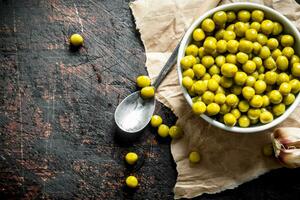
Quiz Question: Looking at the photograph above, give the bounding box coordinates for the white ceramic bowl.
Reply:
[177,2,300,133]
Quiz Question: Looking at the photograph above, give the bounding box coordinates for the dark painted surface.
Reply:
[0,0,300,199]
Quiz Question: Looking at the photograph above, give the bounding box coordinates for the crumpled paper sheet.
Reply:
[130,0,300,199]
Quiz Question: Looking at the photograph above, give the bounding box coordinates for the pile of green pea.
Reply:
[181,9,300,127]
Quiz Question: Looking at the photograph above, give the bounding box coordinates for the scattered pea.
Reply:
[70,33,84,46]
[136,75,151,88]
[189,151,201,163]
[140,86,155,99]
[150,115,163,127]
[169,125,183,139]
[262,144,274,156]
[125,152,138,165]
[126,176,138,188]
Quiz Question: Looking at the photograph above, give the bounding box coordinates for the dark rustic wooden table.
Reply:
[1,0,300,199]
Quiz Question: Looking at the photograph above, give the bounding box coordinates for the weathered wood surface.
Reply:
[1,0,300,199]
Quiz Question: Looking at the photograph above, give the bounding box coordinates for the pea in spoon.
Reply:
[114,42,180,134]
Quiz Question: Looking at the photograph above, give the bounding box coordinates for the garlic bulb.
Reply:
[271,128,300,168]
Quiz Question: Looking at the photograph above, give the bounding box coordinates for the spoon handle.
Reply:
[152,41,181,88]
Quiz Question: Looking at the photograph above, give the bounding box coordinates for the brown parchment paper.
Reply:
[130,0,300,199]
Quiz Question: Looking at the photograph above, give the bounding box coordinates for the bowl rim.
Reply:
[177,2,300,133]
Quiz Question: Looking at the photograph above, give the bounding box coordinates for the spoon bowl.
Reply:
[114,91,155,133]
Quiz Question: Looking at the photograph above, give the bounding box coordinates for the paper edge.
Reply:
[173,166,281,199]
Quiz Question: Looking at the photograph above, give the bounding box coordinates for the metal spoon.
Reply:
[114,42,180,134]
